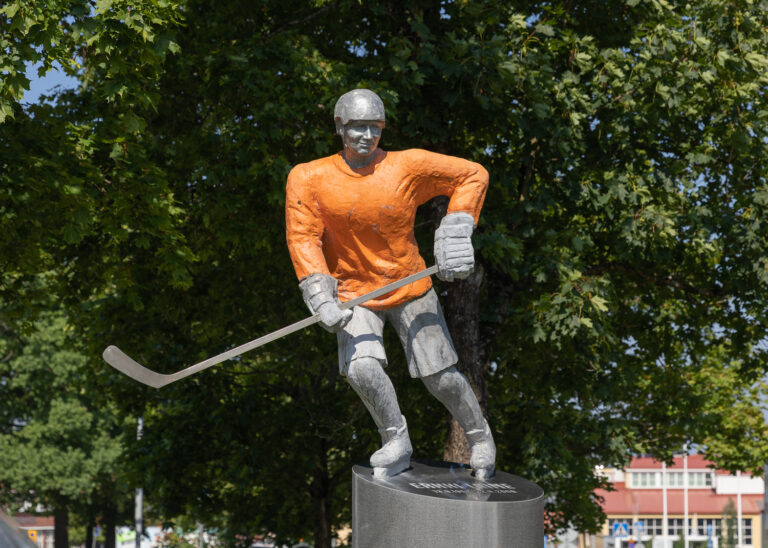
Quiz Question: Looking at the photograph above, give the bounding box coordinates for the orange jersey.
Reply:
[285,148,488,309]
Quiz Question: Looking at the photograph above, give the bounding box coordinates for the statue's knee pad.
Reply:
[423,366,466,398]
[346,357,384,389]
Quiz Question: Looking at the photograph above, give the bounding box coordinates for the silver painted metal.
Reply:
[434,211,475,282]
[334,89,385,126]
[334,89,385,169]
[352,459,545,548]
[103,265,439,389]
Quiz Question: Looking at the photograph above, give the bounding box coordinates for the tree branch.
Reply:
[266,4,337,37]
[591,261,727,299]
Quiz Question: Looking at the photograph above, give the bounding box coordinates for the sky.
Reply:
[22,63,79,105]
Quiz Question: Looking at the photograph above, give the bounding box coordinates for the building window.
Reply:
[696,518,721,537]
[661,471,712,488]
[639,518,663,536]
[688,471,713,487]
[743,518,752,546]
[632,472,657,487]
[668,518,693,537]
[666,472,684,486]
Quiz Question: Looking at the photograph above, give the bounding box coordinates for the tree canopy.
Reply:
[0,309,133,547]
[2,0,768,545]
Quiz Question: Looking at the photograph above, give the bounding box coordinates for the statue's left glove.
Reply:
[299,274,353,333]
[434,212,475,282]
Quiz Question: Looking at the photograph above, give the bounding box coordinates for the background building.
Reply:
[594,455,763,548]
[0,510,45,548]
[8,513,54,548]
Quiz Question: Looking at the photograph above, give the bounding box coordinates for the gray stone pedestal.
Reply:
[352,459,544,548]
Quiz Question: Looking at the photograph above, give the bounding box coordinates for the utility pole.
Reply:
[737,470,743,548]
[684,450,689,548]
[135,417,144,548]
[763,463,767,548]
[663,461,669,548]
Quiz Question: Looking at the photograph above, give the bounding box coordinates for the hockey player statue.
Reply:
[285,89,496,480]
[100,87,496,481]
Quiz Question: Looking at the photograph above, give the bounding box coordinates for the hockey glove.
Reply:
[299,273,353,333]
[434,212,475,282]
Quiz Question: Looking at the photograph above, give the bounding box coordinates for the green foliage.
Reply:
[0,0,183,121]
[0,310,132,522]
[3,0,768,544]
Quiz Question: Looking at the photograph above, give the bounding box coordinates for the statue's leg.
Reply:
[339,306,412,479]
[387,289,495,480]
[347,357,402,429]
[421,367,496,480]
[346,357,412,478]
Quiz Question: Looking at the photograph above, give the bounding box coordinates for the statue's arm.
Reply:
[285,167,351,332]
[285,166,330,279]
[408,150,490,281]
[409,149,489,225]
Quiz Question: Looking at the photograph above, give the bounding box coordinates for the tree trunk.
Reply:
[104,504,116,548]
[442,264,488,463]
[53,507,69,548]
[310,439,332,548]
[312,489,332,548]
[85,523,93,548]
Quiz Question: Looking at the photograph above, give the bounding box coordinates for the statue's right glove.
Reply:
[434,212,475,282]
[299,274,353,333]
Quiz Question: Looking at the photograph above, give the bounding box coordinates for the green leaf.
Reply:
[745,52,768,70]
[122,112,146,133]
[535,23,555,37]
[498,60,517,79]
[0,101,15,123]
[716,49,732,66]
[96,0,113,13]
[590,296,609,313]
[109,143,125,159]
[1,2,20,17]
[61,224,81,244]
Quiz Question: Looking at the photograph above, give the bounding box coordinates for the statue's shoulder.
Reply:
[288,154,340,187]
[395,148,429,157]
[394,148,441,163]
[289,153,340,180]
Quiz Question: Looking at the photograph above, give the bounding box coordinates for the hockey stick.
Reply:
[103,265,439,389]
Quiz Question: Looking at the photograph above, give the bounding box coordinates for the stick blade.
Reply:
[102,345,171,389]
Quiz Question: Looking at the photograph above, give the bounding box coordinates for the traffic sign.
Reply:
[613,522,630,537]
[27,530,37,542]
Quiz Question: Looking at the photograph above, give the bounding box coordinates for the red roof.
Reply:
[597,483,762,515]
[12,513,54,528]
[630,454,715,471]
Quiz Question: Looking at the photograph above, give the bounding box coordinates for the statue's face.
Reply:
[340,120,384,159]
[335,93,385,167]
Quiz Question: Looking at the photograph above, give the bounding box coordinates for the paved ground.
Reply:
[0,512,37,548]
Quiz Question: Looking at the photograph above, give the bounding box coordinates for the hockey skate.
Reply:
[371,415,413,479]
[466,420,496,481]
